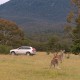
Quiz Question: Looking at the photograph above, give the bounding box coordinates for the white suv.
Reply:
[10,46,36,55]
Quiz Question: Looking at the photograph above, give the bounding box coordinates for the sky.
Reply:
[0,0,10,5]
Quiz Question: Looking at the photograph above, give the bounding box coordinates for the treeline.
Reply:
[0,18,72,54]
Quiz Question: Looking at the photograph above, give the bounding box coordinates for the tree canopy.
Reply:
[67,0,80,54]
[0,18,24,47]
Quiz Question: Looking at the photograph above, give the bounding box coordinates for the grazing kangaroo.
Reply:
[50,50,64,69]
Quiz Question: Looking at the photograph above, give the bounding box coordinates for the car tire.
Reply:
[26,52,31,56]
[11,51,16,55]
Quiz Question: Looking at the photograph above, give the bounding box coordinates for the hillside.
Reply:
[0,0,70,35]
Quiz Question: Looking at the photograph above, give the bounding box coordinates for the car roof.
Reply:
[20,46,31,48]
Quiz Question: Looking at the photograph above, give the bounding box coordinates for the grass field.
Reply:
[0,52,80,80]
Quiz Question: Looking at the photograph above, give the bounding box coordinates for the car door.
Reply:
[16,47,26,54]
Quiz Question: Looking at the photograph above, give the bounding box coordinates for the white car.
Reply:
[10,46,36,55]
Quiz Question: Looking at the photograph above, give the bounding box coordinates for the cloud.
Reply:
[0,0,10,5]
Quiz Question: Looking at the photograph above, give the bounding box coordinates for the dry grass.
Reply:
[0,52,80,80]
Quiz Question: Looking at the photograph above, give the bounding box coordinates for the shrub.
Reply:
[71,43,80,55]
[0,45,12,54]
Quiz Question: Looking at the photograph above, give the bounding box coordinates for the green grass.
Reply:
[0,52,80,80]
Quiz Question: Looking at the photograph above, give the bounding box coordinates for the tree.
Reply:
[46,35,61,53]
[0,18,24,47]
[67,0,80,23]
[71,24,80,54]
[67,0,80,54]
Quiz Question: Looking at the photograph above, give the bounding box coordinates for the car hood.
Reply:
[10,49,17,51]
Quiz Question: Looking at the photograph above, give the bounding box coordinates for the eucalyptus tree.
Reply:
[0,19,24,47]
[67,0,80,54]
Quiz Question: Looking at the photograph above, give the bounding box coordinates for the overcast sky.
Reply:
[0,0,10,5]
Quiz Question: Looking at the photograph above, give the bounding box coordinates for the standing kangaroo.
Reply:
[50,53,59,68]
[50,50,64,69]
[58,50,64,63]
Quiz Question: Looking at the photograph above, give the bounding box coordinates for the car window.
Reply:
[25,47,30,49]
[18,46,30,49]
[18,47,22,49]
[18,47,25,49]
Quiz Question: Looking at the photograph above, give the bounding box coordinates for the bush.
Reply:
[0,45,12,54]
[71,43,80,55]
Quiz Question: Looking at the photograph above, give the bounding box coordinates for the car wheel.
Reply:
[11,51,16,55]
[26,52,31,56]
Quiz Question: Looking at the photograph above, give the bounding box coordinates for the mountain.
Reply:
[0,0,71,35]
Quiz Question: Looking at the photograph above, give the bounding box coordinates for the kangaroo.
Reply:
[50,50,64,69]
[58,50,64,63]
[50,53,59,68]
